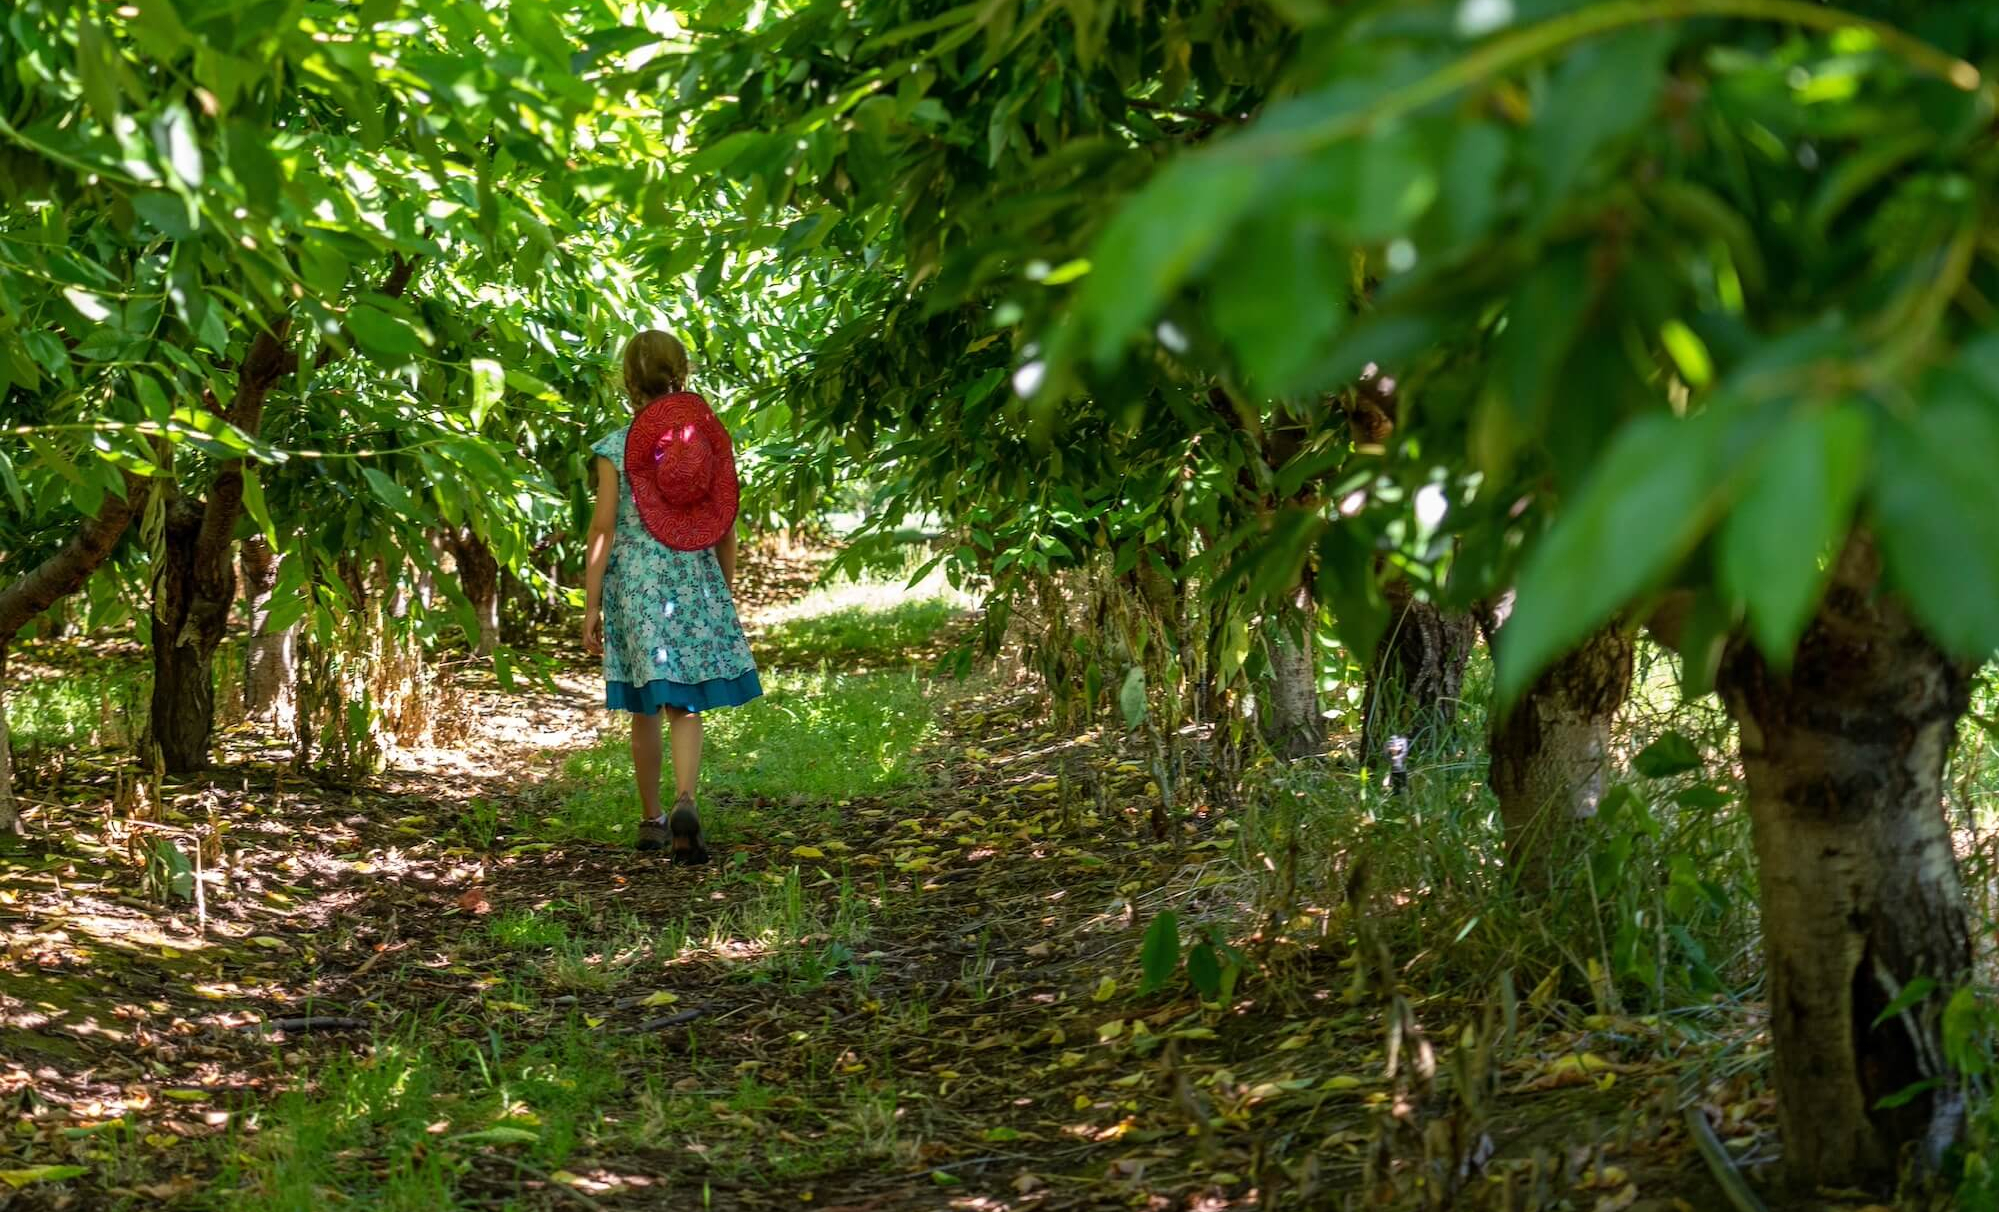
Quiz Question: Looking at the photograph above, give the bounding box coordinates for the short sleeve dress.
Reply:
[592,426,763,714]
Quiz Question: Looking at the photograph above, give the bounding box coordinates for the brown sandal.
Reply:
[668,794,708,865]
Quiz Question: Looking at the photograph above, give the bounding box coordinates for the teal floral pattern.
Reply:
[593,426,759,706]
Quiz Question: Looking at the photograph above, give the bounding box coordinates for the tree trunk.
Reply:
[1717,534,1973,1191]
[150,501,226,770]
[149,323,295,772]
[1360,580,1476,770]
[239,536,297,726]
[1488,622,1634,885]
[449,526,501,657]
[1261,587,1322,759]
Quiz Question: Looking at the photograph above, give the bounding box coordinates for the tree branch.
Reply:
[0,472,151,642]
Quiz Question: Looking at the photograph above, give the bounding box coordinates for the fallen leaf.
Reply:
[1013,1172,1045,1194]
[1593,1184,1639,1212]
[453,1126,540,1146]
[0,1166,89,1188]
[248,936,289,950]
[640,991,680,1007]
[1097,1019,1126,1042]
[1092,975,1118,1002]
[791,845,826,860]
[457,888,491,914]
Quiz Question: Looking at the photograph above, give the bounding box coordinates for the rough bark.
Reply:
[1261,587,1322,759]
[1360,579,1476,770]
[1717,534,1973,1191]
[447,526,502,657]
[0,473,150,832]
[150,321,295,772]
[239,536,297,726]
[1488,622,1635,885]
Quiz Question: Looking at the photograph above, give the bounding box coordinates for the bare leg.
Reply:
[665,707,703,800]
[632,710,665,822]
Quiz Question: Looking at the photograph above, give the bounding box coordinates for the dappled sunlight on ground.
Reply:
[0,564,1860,1211]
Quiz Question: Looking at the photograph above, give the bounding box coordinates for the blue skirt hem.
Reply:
[606,669,763,715]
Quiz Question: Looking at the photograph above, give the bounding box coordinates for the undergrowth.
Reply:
[217,1019,626,1211]
[546,667,938,845]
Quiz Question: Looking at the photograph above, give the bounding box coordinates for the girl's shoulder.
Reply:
[590,426,630,462]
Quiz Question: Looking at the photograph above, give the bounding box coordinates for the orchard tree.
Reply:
[1034,0,1999,1190]
[0,0,725,772]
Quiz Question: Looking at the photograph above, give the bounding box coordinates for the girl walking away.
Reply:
[583,330,762,862]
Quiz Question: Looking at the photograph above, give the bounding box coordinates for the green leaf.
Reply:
[75,18,121,125]
[1718,404,1868,666]
[0,451,22,514]
[452,1126,540,1146]
[1870,975,1939,1029]
[1118,666,1146,730]
[470,358,504,425]
[1078,156,1263,367]
[361,469,423,519]
[153,103,203,187]
[345,305,429,361]
[0,1165,89,1189]
[1497,411,1728,705]
[261,557,313,636]
[1185,942,1222,1000]
[132,191,196,238]
[1873,1076,1942,1112]
[1534,27,1672,207]
[241,466,276,545]
[1632,731,1701,779]
[1872,364,1999,660]
[1139,911,1180,995]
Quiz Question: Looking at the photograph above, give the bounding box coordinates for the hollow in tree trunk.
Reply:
[1261,587,1322,759]
[1360,579,1476,769]
[1717,534,1973,1191]
[239,536,297,726]
[1487,621,1634,886]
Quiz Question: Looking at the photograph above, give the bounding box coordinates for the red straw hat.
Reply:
[624,392,739,552]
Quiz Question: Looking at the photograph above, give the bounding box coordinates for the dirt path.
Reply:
[1,571,1798,1211]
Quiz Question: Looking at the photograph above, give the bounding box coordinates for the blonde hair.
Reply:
[623,329,690,406]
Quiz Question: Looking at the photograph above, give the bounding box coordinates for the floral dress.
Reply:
[593,426,762,714]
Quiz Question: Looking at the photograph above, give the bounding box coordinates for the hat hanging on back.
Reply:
[624,392,739,552]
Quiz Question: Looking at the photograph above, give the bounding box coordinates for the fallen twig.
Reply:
[628,1006,708,1032]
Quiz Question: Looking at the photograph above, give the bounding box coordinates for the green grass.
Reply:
[217,1017,626,1211]
[486,907,572,951]
[7,645,148,753]
[546,667,939,845]
[751,567,972,669]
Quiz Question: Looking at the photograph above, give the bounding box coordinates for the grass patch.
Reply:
[547,667,938,845]
[751,567,972,669]
[7,643,148,754]
[217,1018,626,1210]
[486,907,572,951]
